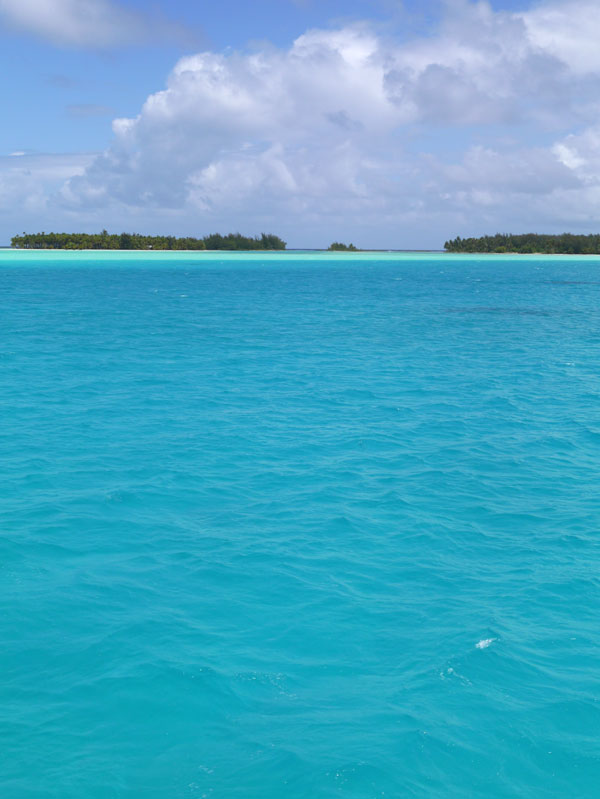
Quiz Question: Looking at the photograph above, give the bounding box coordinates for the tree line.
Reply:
[327,242,358,251]
[11,231,287,251]
[444,233,600,254]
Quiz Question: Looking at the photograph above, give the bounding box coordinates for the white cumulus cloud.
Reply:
[519,0,600,75]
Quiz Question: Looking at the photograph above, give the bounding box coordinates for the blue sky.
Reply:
[1,0,599,247]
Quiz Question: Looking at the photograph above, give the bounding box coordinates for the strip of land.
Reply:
[11,231,286,251]
[445,233,600,254]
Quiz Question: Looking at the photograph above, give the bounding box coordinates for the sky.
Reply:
[2,0,600,248]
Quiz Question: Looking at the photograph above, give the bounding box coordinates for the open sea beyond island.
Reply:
[1,250,599,798]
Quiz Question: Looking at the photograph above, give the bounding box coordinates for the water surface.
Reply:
[1,252,599,797]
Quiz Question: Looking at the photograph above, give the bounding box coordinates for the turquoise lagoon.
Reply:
[1,251,599,797]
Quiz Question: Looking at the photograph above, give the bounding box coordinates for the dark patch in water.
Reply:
[444,307,550,316]
[543,280,600,285]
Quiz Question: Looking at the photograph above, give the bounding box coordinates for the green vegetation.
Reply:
[11,230,286,251]
[444,233,600,254]
[327,242,358,251]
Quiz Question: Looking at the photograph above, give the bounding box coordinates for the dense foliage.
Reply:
[327,242,358,251]
[444,233,600,254]
[11,231,287,251]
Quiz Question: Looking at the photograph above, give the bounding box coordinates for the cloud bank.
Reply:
[4,0,600,246]
[0,0,185,48]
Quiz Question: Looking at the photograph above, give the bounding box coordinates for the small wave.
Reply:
[475,638,496,650]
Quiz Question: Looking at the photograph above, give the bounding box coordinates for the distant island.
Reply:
[444,233,600,254]
[327,242,358,251]
[11,231,286,251]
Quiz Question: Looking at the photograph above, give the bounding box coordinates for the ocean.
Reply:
[1,251,599,797]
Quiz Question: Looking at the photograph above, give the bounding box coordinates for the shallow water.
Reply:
[1,252,599,797]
